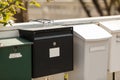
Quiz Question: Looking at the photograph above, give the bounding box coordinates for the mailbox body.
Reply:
[19,27,73,78]
[0,38,32,80]
[99,20,120,72]
[68,24,111,80]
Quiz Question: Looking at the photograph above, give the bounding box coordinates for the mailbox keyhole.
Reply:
[53,42,57,46]
[13,46,18,52]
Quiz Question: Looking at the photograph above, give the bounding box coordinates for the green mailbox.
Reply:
[0,38,32,80]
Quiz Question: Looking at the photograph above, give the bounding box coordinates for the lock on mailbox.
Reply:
[19,26,73,78]
[0,38,32,80]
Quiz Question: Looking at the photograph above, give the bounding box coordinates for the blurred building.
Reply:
[28,0,119,20]
[28,0,83,20]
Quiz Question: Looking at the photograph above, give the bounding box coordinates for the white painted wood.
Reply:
[68,24,111,80]
[99,20,120,72]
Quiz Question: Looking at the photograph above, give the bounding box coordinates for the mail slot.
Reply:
[0,38,32,80]
[19,27,73,78]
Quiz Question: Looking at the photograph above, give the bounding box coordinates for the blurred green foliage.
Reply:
[0,0,41,26]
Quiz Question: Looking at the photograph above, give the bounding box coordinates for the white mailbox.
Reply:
[99,20,120,72]
[68,24,111,80]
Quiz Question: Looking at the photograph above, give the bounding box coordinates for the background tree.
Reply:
[0,0,53,26]
[14,0,29,23]
[79,0,120,17]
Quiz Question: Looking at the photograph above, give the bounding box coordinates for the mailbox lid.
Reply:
[74,24,112,41]
[19,27,73,41]
[0,38,32,48]
[99,20,120,33]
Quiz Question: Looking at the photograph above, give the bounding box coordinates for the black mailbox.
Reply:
[19,27,73,78]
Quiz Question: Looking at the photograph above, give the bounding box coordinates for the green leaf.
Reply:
[47,0,54,2]
[17,5,26,10]
[0,0,42,26]
[30,0,41,7]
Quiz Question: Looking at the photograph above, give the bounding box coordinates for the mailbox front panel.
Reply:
[0,45,31,80]
[33,34,73,77]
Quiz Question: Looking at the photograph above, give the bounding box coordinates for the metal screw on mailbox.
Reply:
[0,43,3,47]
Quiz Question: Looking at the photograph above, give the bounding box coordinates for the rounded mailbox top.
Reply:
[0,38,32,48]
[99,20,120,33]
[19,25,72,31]
[74,24,112,41]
